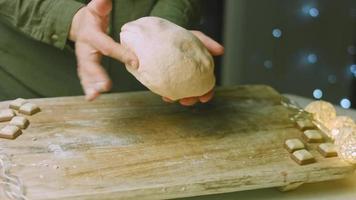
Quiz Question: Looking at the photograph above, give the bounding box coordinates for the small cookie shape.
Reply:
[19,103,40,115]
[0,109,16,122]
[9,98,27,110]
[296,119,315,130]
[0,125,22,139]
[9,116,29,129]
[291,149,316,165]
[284,138,305,153]
[302,130,324,143]
[318,143,338,158]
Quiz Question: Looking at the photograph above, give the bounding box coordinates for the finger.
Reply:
[76,46,112,101]
[89,32,139,69]
[88,0,112,17]
[83,87,100,101]
[191,31,224,56]
[77,60,112,92]
[78,63,112,101]
[199,90,214,103]
[162,97,174,103]
[179,97,199,106]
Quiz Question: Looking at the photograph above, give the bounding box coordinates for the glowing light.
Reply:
[309,8,319,17]
[307,53,318,64]
[264,60,273,69]
[312,89,323,99]
[347,45,356,55]
[350,64,356,74]
[272,28,282,38]
[327,75,337,84]
[340,98,351,109]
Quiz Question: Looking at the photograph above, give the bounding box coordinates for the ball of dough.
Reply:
[120,17,215,100]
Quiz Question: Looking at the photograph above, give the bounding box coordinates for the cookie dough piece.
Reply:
[291,149,316,165]
[19,103,40,115]
[284,138,305,153]
[0,109,16,122]
[302,130,324,143]
[120,17,215,100]
[296,119,315,130]
[9,116,29,129]
[0,125,22,139]
[9,98,27,110]
[318,143,338,157]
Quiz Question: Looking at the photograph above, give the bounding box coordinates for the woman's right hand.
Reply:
[69,0,138,101]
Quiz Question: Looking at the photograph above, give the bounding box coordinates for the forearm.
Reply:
[150,0,201,29]
[0,0,85,49]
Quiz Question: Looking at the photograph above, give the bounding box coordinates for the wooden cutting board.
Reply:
[0,85,354,200]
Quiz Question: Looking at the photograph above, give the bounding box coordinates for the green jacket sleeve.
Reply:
[150,0,201,29]
[0,0,85,49]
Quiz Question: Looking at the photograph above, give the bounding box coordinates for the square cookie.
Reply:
[296,119,315,130]
[19,103,40,115]
[291,149,316,165]
[0,125,22,139]
[284,138,305,153]
[0,109,16,122]
[318,143,338,157]
[9,116,29,129]
[302,130,324,143]
[9,98,27,110]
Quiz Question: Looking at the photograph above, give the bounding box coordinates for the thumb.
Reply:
[191,31,224,56]
[88,0,112,17]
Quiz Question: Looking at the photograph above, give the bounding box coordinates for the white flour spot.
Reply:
[48,144,73,158]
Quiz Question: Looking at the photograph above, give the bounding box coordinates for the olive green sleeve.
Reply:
[0,0,85,49]
[150,0,201,29]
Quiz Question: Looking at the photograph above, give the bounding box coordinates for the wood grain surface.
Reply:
[0,85,354,200]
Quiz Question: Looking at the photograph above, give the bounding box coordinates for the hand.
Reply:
[69,0,138,101]
[162,30,224,106]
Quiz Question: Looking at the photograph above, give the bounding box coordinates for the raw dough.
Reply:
[19,103,40,115]
[10,116,29,129]
[302,130,324,143]
[284,138,305,153]
[0,109,15,122]
[0,125,22,140]
[120,17,215,100]
[318,143,337,157]
[9,98,27,110]
[291,149,315,165]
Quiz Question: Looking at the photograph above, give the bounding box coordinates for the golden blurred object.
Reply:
[334,126,356,164]
[305,100,336,125]
[304,100,355,164]
[327,116,355,139]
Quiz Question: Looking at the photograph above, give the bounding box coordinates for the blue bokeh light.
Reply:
[350,64,356,74]
[264,60,273,69]
[309,8,319,17]
[272,28,282,38]
[307,54,318,64]
[312,89,323,99]
[340,98,351,109]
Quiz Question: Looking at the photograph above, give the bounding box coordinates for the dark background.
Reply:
[198,0,356,109]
